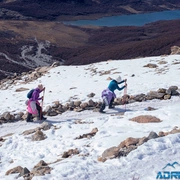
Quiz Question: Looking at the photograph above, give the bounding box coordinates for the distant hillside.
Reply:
[0,19,180,80]
[0,0,180,80]
[0,0,180,20]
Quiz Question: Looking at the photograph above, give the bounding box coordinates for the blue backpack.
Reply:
[27,89,34,99]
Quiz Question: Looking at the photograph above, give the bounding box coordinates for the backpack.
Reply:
[27,89,34,99]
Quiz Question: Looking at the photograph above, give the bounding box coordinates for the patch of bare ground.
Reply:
[0,20,89,48]
[0,19,180,80]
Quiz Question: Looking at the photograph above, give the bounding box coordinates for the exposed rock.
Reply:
[88,99,96,107]
[158,61,167,65]
[121,94,130,104]
[159,127,180,137]
[158,131,166,137]
[44,105,53,114]
[118,145,137,157]
[87,92,95,98]
[171,46,180,55]
[138,137,149,145]
[15,87,29,92]
[32,166,52,176]
[35,66,52,73]
[147,91,165,99]
[52,101,60,108]
[107,77,113,81]
[74,119,94,124]
[118,137,139,148]
[50,61,61,67]
[0,84,180,124]
[6,166,23,175]
[147,131,159,140]
[31,130,46,141]
[168,86,179,96]
[168,85,178,91]
[145,106,157,111]
[143,63,158,68]
[62,148,80,158]
[163,94,171,100]
[74,101,81,107]
[90,127,98,134]
[75,128,98,139]
[101,146,119,161]
[14,112,24,121]
[80,102,89,109]
[74,107,84,112]
[31,160,52,176]
[19,167,30,177]
[47,110,58,116]
[0,137,5,141]
[23,129,36,135]
[2,112,11,120]
[100,126,180,162]
[170,128,180,134]
[133,93,146,102]
[34,160,48,168]
[130,115,161,123]
[40,122,53,131]
[158,88,166,93]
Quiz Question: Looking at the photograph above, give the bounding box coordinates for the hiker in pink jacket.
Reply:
[27,84,46,122]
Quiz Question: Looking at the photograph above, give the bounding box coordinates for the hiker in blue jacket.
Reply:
[99,76,127,113]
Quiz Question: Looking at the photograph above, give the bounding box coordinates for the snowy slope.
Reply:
[0,55,180,180]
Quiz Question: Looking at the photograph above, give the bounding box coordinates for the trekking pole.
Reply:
[40,88,45,120]
[124,83,127,112]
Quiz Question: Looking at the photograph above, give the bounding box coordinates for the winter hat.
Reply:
[38,84,43,90]
[115,76,122,83]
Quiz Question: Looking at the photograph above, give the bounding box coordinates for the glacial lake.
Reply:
[64,10,180,27]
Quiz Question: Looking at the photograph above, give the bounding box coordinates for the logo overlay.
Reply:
[156,162,180,179]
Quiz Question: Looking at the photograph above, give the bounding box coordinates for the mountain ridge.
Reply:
[0,0,180,21]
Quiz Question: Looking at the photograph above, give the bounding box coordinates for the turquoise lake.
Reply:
[64,10,180,27]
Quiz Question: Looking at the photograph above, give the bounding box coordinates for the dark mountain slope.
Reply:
[0,19,179,80]
[0,1,179,80]
[0,0,179,20]
[62,20,180,65]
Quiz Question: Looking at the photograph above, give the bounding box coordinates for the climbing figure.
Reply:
[99,76,127,113]
[26,84,46,122]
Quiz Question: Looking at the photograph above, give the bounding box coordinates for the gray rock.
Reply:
[148,131,159,140]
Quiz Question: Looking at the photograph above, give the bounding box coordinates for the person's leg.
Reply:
[36,103,46,120]
[36,103,41,118]
[99,96,108,113]
[99,102,106,113]
[26,112,33,122]
[109,97,115,109]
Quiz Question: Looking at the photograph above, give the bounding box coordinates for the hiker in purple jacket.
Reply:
[99,76,127,113]
[26,84,46,122]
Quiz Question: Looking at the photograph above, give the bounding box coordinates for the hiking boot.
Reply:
[26,113,33,122]
[99,110,106,113]
[109,105,115,109]
[41,117,47,120]
[26,119,33,122]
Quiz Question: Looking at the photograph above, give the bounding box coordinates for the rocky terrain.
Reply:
[0,0,180,80]
[0,60,180,123]
[1,52,180,179]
